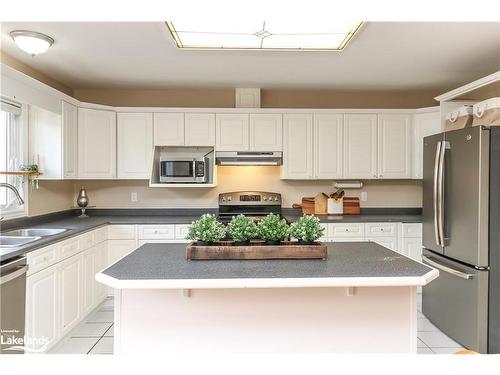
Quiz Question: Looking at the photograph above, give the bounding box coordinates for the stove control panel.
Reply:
[218,192,281,205]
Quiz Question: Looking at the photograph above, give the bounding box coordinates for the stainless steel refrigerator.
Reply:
[422,125,500,353]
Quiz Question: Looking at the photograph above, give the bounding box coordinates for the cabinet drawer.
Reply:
[175,224,189,240]
[367,236,399,252]
[59,237,81,260]
[108,225,136,239]
[79,232,94,250]
[27,244,59,276]
[93,227,108,244]
[365,223,398,237]
[137,225,175,239]
[401,223,422,238]
[330,223,365,238]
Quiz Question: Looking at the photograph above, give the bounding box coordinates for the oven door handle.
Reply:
[0,265,28,286]
[422,255,473,280]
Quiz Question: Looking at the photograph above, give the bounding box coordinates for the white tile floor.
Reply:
[50,294,464,354]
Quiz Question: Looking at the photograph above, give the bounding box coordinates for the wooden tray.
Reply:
[186,241,327,260]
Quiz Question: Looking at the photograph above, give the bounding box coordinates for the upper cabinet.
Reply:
[377,114,412,179]
[282,114,313,179]
[62,101,78,179]
[154,113,215,146]
[343,114,378,179]
[117,112,153,179]
[78,108,116,179]
[313,114,343,179]
[249,114,283,151]
[216,114,249,151]
[154,113,184,146]
[413,110,442,179]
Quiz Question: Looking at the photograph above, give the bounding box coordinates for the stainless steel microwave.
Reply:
[159,157,208,183]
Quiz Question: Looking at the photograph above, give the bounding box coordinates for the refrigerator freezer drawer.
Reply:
[422,249,489,353]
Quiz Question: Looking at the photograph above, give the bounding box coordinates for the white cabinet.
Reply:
[402,237,423,261]
[108,239,136,265]
[313,114,343,179]
[216,114,249,151]
[82,247,97,315]
[62,101,78,179]
[282,114,313,179]
[343,114,378,179]
[369,237,399,251]
[185,113,216,146]
[94,242,108,302]
[78,108,116,179]
[153,113,184,146]
[137,225,175,240]
[117,112,153,179]
[59,254,82,336]
[413,110,442,179]
[377,114,412,179]
[26,265,59,352]
[249,114,282,151]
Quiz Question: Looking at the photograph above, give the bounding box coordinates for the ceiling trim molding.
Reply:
[434,70,500,102]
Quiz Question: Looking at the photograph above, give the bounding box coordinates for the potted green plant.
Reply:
[186,213,226,246]
[289,215,325,244]
[227,214,258,246]
[257,213,289,245]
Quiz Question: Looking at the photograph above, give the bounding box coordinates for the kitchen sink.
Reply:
[3,228,68,237]
[0,236,41,248]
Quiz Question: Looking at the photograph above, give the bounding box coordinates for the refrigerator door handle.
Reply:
[433,141,443,246]
[422,255,474,280]
[437,141,450,246]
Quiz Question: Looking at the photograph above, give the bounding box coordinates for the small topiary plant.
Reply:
[289,215,325,243]
[227,214,258,245]
[186,213,226,245]
[257,213,289,245]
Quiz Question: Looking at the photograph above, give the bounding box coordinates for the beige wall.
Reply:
[73,167,422,209]
[28,180,74,216]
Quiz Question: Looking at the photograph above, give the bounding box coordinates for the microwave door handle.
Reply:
[422,255,473,280]
[433,141,442,247]
[437,141,449,247]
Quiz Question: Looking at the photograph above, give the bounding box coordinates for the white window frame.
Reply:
[0,100,29,220]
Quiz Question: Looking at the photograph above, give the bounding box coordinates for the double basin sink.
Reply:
[0,228,68,248]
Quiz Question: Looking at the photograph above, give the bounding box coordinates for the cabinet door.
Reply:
[402,237,423,261]
[377,114,412,178]
[367,237,399,252]
[154,113,185,146]
[216,114,249,151]
[413,111,441,179]
[185,113,215,146]
[62,101,78,179]
[343,114,377,179]
[314,114,343,179]
[249,114,282,151]
[29,105,63,179]
[108,239,136,265]
[94,242,108,304]
[59,254,82,336]
[26,265,59,352]
[82,248,96,315]
[78,108,116,179]
[117,112,153,179]
[282,114,313,179]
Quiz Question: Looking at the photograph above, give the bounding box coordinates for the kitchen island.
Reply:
[97,242,437,353]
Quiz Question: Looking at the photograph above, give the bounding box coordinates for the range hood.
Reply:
[216,151,282,166]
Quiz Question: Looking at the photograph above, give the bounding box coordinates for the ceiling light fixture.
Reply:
[165,21,363,51]
[10,30,54,56]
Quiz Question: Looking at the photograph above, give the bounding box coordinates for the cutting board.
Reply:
[343,197,361,215]
[292,197,315,215]
[314,193,329,215]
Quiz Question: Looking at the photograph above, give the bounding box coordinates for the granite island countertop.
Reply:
[96,242,437,289]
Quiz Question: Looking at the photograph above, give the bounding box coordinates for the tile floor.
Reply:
[50,294,464,354]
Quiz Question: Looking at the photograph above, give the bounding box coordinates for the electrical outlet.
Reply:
[131,192,138,202]
[360,192,368,202]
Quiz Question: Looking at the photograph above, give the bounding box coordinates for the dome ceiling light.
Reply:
[166,20,363,51]
[10,30,54,56]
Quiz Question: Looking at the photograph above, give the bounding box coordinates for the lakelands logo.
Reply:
[1,329,49,353]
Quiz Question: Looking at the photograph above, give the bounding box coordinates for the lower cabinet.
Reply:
[25,265,59,352]
[108,239,136,264]
[59,254,82,337]
[402,237,423,261]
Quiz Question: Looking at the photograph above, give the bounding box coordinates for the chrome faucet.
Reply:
[0,183,25,205]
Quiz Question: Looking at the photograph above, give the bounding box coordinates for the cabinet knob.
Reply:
[373,174,377,178]
[379,174,383,178]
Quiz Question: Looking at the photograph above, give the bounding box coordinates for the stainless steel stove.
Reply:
[217,191,282,224]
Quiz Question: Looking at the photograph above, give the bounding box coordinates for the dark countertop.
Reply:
[99,242,436,287]
[0,208,422,262]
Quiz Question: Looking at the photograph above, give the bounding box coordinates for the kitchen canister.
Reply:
[327,197,343,215]
[445,105,473,131]
[472,97,500,126]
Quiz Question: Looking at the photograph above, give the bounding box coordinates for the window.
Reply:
[0,97,27,219]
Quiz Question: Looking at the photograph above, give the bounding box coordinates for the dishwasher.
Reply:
[0,256,27,354]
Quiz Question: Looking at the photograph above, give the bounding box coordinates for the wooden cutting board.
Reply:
[292,197,315,215]
[343,197,361,215]
[314,193,328,215]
